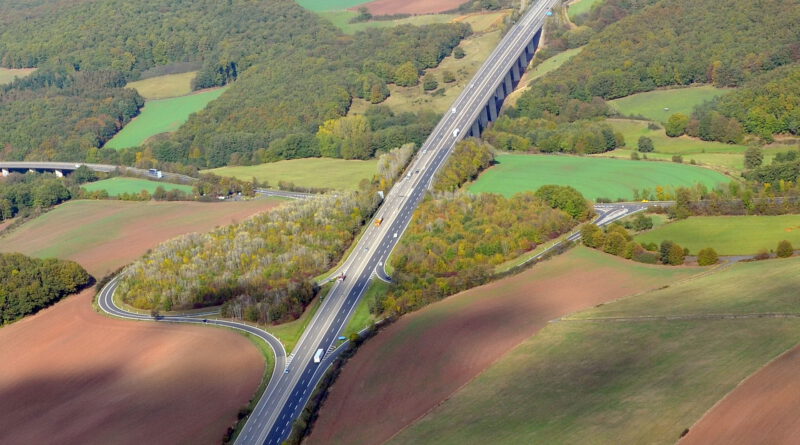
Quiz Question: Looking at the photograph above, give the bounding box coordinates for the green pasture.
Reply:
[567,0,604,20]
[82,177,194,196]
[608,85,729,123]
[319,11,456,33]
[392,255,800,445]
[105,87,225,149]
[468,154,730,201]
[634,215,800,256]
[528,47,583,82]
[295,0,370,12]
[206,157,378,191]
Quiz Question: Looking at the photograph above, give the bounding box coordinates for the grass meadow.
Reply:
[0,67,35,85]
[126,71,198,99]
[468,154,730,201]
[567,0,604,20]
[391,255,800,445]
[206,157,378,191]
[295,0,369,11]
[105,87,226,149]
[608,85,729,123]
[82,177,194,196]
[634,215,800,255]
[318,10,456,34]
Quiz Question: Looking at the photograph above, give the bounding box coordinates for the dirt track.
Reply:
[0,288,264,445]
[359,0,468,15]
[681,343,800,445]
[308,249,697,445]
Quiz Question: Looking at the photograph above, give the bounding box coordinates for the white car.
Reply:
[394,233,398,238]
[451,107,457,114]
[452,128,460,138]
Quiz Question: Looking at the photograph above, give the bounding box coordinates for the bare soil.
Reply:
[0,199,281,277]
[358,0,468,15]
[681,343,800,445]
[0,288,264,445]
[308,249,696,445]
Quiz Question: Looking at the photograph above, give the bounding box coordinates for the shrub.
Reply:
[422,75,438,91]
[697,247,719,265]
[672,154,683,163]
[637,136,654,152]
[744,145,764,169]
[665,113,689,137]
[442,70,456,83]
[668,243,686,265]
[777,240,794,258]
[453,46,466,59]
[630,151,640,160]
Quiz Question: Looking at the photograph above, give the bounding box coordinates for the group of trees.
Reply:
[0,252,91,324]
[0,0,471,166]
[512,0,799,138]
[485,116,624,154]
[433,138,494,192]
[119,183,382,320]
[378,191,585,316]
[581,222,696,265]
[0,167,100,221]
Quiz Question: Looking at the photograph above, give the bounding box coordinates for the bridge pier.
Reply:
[1,169,8,177]
[503,72,513,95]
[470,121,481,137]
[55,169,63,178]
[487,100,498,121]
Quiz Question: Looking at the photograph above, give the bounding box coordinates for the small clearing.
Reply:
[468,153,731,201]
[81,177,194,197]
[105,87,226,149]
[206,157,378,191]
[567,0,604,20]
[307,247,699,445]
[359,0,469,15]
[126,71,198,99]
[608,85,729,123]
[0,67,36,85]
[635,214,800,256]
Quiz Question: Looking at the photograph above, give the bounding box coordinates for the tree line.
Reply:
[0,252,91,325]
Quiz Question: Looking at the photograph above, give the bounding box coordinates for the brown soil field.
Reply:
[0,198,282,277]
[358,0,468,15]
[308,247,699,445]
[681,343,800,445]
[0,288,264,445]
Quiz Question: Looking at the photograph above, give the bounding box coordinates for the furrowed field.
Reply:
[389,256,800,445]
[468,154,730,201]
[206,157,378,191]
[81,177,194,196]
[105,87,226,149]
[635,215,800,256]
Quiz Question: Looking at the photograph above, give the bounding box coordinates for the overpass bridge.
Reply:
[0,161,117,177]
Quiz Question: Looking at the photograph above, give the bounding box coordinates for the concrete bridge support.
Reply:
[1,169,8,177]
[463,28,545,139]
[55,169,63,178]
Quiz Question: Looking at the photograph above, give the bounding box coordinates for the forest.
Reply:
[380,191,584,315]
[0,252,91,324]
[512,0,800,142]
[0,0,470,166]
[0,167,99,221]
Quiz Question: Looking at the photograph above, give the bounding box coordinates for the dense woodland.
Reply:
[0,0,470,165]
[433,138,495,192]
[0,167,99,221]
[511,0,800,146]
[380,190,584,315]
[0,252,91,324]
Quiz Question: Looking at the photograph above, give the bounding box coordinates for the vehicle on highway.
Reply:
[452,128,460,138]
[451,107,457,114]
[314,348,324,364]
[394,232,398,238]
[338,273,346,281]
[375,217,384,226]
[202,319,208,323]
[284,368,290,374]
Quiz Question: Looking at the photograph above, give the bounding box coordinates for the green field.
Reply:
[82,177,194,196]
[634,215,800,255]
[127,71,197,99]
[608,85,729,123]
[567,0,604,20]
[206,157,378,191]
[319,11,456,33]
[343,280,384,338]
[0,67,35,85]
[468,154,731,201]
[295,0,369,12]
[392,256,800,445]
[528,47,583,82]
[105,87,225,149]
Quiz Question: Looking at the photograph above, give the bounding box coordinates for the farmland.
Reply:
[608,85,729,123]
[0,199,282,277]
[105,87,226,149]
[206,157,378,191]
[81,177,194,197]
[126,71,198,99]
[0,287,264,445]
[634,215,800,256]
[389,256,800,445]
[468,154,731,201]
[0,67,35,85]
[307,247,699,445]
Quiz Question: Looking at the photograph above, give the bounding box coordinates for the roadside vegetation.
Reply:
[0,252,91,324]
